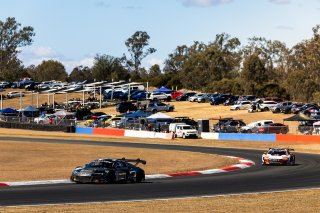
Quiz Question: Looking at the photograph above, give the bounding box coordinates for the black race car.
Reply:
[70,158,146,184]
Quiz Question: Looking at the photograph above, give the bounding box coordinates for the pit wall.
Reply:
[75,127,320,143]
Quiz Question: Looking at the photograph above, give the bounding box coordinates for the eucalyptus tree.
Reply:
[34,60,68,82]
[69,66,93,82]
[92,54,128,82]
[0,17,35,81]
[125,31,156,75]
[241,54,267,95]
[241,37,289,84]
[180,33,241,90]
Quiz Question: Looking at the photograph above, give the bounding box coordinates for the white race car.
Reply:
[262,148,295,166]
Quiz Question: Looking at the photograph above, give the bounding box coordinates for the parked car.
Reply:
[145,102,174,113]
[131,91,150,101]
[188,93,205,102]
[259,101,278,111]
[34,114,58,124]
[149,92,171,101]
[171,91,183,100]
[169,123,198,139]
[223,96,240,106]
[116,102,137,113]
[239,95,256,102]
[210,94,232,105]
[197,94,214,103]
[263,97,283,103]
[104,91,126,101]
[292,103,316,114]
[7,91,25,99]
[0,81,11,88]
[230,101,251,110]
[214,119,246,133]
[83,112,106,120]
[271,101,293,113]
[176,92,196,101]
[240,120,274,133]
[25,82,40,91]
[256,123,289,134]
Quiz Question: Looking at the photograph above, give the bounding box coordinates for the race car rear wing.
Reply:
[121,158,147,165]
[268,148,295,151]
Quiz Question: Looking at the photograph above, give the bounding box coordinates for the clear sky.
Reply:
[1,0,320,73]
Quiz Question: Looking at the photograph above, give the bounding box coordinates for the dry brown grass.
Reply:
[1,189,319,212]
[0,140,236,182]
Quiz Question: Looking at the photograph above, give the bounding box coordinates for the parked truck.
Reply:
[169,123,199,139]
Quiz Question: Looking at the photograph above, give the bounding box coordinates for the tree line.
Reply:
[1,17,320,102]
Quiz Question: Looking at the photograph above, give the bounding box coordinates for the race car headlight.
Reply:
[282,156,289,159]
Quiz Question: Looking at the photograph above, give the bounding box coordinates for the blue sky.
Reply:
[1,0,320,73]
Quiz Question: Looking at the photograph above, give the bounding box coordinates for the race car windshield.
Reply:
[268,150,287,155]
[86,162,113,168]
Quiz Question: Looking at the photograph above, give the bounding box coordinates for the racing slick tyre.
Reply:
[136,171,145,183]
[107,171,116,183]
[287,157,295,166]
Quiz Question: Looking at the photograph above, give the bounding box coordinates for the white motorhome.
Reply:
[169,123,199,139]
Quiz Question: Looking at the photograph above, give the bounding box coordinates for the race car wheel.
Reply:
[136,171,145,183]
[107,172,116,183]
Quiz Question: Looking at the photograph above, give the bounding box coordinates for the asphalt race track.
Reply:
[0,136,320,206]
